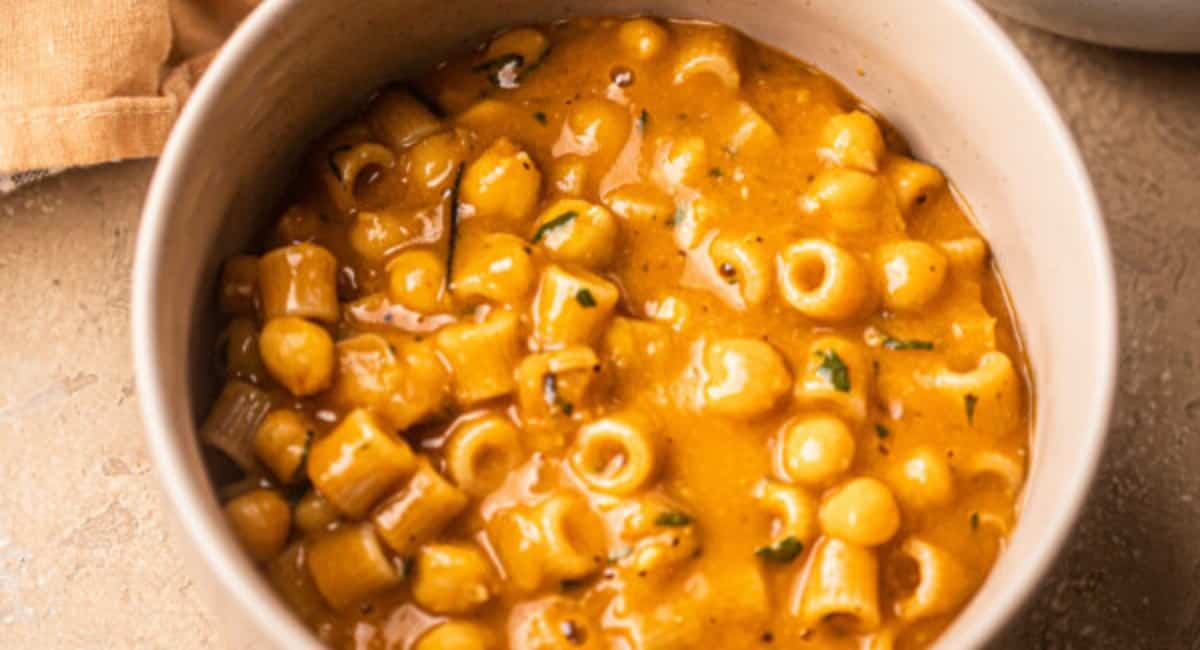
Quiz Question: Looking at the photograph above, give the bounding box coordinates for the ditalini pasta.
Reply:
[199,16,1032,649]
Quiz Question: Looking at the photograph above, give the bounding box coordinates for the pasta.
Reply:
[411,543,498,614]
[257,243,339,323]
[372,458,469,555]
[305,408,416,519]
[892,538,972,622]
[305,524,400,610]
[795,537,882,631]
[569,410,660,495]
[202,16,1032,649]
[777,239,870,322]
[435,310,522,405]
[445,414,524,497]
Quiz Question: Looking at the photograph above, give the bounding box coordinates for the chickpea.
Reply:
[406,130,468,202]
[701,338,792,418]
[532,198,618,269]
[224,489,291,562]
[819,110,886,172]
[618,18,669,60]
[883,155,946,214]
[387,248,447,313]
[890,447,956,510]
[779,415,856,486]
[461,137,542,228]
[875,240,948,311]
[252,410,313,484]
[451,233,535,304]
[603,183,675,226]
[548,157,588,197]
[564,98,630,166]
[349,210,410,262]
[800,168,899,235]
[272,204,322,246]
[258,316,334,397]
[482,28,550,69]
[411,544,498,614]
[657,135,708,189]
[415,621,498,650]
[293,490,339,534]
[819,477,901,547]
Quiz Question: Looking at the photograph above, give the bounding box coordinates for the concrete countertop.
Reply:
[0,16,1197,650]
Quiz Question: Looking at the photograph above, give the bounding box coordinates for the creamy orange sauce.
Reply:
[206,16,1031,650]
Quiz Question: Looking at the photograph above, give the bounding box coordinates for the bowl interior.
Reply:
[134,1,1116,648]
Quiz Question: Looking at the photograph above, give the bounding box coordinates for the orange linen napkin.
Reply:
[0,0,257,184]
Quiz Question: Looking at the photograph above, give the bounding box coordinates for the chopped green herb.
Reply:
[531,210,578,243]
[709,167,724,178]
[444,163,465,289]
[970,512,980,530]
[542,373,575,416]
[608,547,634,562]
[326,145,352,181]
[883,336,935,351]
[473,53,525,88]
[655,512,692,527]
[875,424,890,439]
[815,349,851,392]
[533,111,548,124]
[575,289,597,307]
[965,394,978,425]
[665,206,685,227]
[638,108,649,131]
[755,536,804,564]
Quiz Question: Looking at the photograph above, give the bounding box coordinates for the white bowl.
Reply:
[132,1,1118,648]
[981,0,1200,52]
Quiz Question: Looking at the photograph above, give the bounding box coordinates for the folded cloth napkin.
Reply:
[0,0,258,191]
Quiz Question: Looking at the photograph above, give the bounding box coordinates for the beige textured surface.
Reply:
[0,16,1196,649]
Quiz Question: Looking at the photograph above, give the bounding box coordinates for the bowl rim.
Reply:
[131,1,1118,648]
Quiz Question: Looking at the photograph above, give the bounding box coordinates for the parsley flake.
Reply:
[575,289,597,307]
[883,337,935,351]
[755,536,804,564]
[875,424,890,439]
[655,512,692,527]
[531,210,578,243]
[815,349,851,392]
[965,393,979,425]
[533,111,548,124]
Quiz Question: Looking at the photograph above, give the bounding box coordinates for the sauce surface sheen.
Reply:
[205,16,1031,650]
